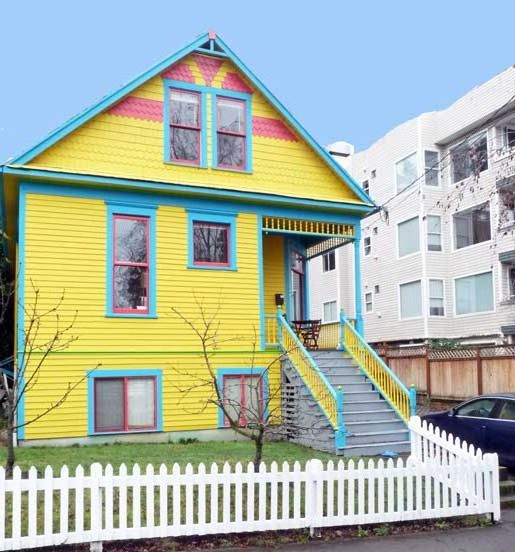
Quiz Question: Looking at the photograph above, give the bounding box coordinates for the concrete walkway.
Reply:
[245,510,515,552]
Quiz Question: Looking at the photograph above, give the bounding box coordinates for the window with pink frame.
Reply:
[216,97,246,170]
[94,376,156,433]
[113,214,149,314]
[192,220,230,266]
[169,88,201,165]
[223,374,263,427]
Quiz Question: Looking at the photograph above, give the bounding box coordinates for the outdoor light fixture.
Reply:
[275,293,284,306]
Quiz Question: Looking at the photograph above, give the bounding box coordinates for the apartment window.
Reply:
[395,152,417,192]
[510,267,515,298]
[323,300,338,322]
[169,89,201,165]
[364,292,373,313]
[455,272,494,315]
[424,151,439,186]
[400,280,422,319]
[113,215,149,314]
[503,126,515,150]
[453,202,491,249]
[93,375,158,433]
[398,216,420,257]
[222,374,263,427]
[363,236,371,256]
[216,97,246,170]
[451,132,488,183]
[362,180,370,195]
[427,215,442,251]
[322,250,336,272]
[429,279,445,316]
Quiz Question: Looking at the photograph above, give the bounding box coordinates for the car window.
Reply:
[497,400,515,421]
[455,398,497,418]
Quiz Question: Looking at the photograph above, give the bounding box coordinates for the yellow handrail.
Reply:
[341,313,415,421]
[317,322,340,350]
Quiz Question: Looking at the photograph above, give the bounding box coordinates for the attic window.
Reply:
[169,89,201,165]
[216,97,247,170]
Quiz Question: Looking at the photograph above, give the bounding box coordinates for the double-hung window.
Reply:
[427,215,442,251]
[216,97,247,170]
[323,300,337,322]
[222,373,264,427]
[113,215,149,314]
[398,216,420,257]
[364,292,373,313]
[399,280,422,319]
[424,151,439,186]
[169,89,202,165]
[364,236,371,256]
[90,370,162,434]
[429,279,445,316]
[453,202,491,249]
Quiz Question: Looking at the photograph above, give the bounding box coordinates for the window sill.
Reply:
[105,313,158,319]
[163,159,207,169]
[212,165,253,175]
[187,264,237,271]
[89,428,161,436]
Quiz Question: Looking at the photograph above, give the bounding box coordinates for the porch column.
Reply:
[353,236,364,336]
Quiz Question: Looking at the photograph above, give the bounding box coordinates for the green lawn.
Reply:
[0,440,336,472]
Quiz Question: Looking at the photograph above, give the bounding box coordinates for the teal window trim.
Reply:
[187,208,238,271]
[211,89,253,173]
[216,367,268,428]
[163,80,208,168]
[87,368,163,436]
[105,201,158,318]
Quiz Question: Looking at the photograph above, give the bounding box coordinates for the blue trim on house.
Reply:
[163,80,208,168]
[186,209,238,270]
[16,189,26,439]
[8,32,375,208]
[105,202,158,318]
[353,233,364,336]
[87,368,163,436]
[257,216,265,350]
[283,237,308,321]
[215,367,269,428]
[210,89,253,173]
[5,167,373,216]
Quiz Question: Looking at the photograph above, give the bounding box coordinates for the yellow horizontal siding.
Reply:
[25,54,361,205]
[263,235,285,315]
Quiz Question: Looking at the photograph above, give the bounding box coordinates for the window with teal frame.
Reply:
[187,209,237,270]
[106,201,158,318]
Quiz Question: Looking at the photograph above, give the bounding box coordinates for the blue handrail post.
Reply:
[409,384,417,417]
[337,309,344,350]
[276,306,283,348]
[335,387,346,449]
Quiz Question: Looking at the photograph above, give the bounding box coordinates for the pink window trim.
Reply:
[216,96,246,171]
[94,376,157,433]
[223,374,264,427]
[113,214,150,315]
[192,221,231,267]
[169,88,202,166]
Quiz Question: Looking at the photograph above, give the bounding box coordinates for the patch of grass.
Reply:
[356,526,369,538]
[373,525,390,536]
[0,440,337,472]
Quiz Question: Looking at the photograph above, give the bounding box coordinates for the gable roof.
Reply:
[7,32,374,207]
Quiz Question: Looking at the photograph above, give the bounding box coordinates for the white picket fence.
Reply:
[0,417,500,551]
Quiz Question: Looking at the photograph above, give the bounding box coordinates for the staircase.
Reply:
[282,350,411,456]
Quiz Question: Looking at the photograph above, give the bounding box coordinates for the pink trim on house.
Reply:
[107,96,163,122]
[252,116,298,142]
[161,62,195,83]
[193,54,223,86]
[222,72,253,94]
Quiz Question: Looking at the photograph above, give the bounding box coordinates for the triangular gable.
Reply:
[9,32,373,207]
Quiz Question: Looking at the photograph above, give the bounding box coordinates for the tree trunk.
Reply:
[6,414,15,479]
[253,430,264,472]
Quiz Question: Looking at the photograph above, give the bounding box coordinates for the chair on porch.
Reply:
[291,319,322,350]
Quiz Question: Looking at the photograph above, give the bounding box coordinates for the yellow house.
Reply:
[1,32,413,454]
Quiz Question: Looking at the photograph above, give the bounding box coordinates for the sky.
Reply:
[1,0,515,163]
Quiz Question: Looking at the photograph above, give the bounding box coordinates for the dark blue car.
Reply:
[423,393,515,468]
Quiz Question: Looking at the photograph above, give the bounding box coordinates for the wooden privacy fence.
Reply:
[0,418,500,551]
[376,344,515,400]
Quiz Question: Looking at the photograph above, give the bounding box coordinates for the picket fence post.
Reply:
[306,459,324,536]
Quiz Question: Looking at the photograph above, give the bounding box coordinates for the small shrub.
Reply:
[356,526,369,538]
[176,437,199,445]
[435,520,449,530]
[373,525,390,537]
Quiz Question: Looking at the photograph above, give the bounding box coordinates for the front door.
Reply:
[291,250,305,321]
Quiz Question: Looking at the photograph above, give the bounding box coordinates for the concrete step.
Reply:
[346,420,406,434]
[340,440,411,457]
[343,409,401,422]
[344,399,388,412]
[346,429,410,446]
